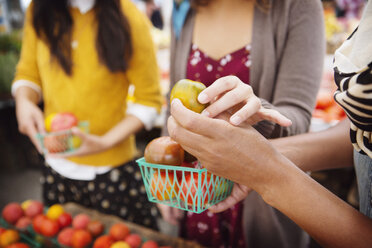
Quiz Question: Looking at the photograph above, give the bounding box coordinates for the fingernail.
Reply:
[198,93,209,103]
[230,115,242,125]
[171,98,181,107]
[201,109,210,117]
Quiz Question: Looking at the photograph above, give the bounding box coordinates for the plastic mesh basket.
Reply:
[136,157,234,213]
[36,121,89,155]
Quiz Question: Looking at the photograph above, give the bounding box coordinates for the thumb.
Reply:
[71,127,87,139]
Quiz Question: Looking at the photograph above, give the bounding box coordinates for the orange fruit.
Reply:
[170,79,207,113]
[0,230,20,247]
[46,204,64,220]
[110,241,131,248]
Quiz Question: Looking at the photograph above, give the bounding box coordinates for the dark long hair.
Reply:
[32,0,132,75]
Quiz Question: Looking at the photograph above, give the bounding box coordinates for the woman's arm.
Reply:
[167,100,372,248]
[256,0,325,138]
[271,119,354,172]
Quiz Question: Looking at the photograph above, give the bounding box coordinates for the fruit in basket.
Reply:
[87,220,104,237]
[111,241,131,248]
[144,136,184,166]
[46,204,65,220]
[32,214,47,233]
[24,200,43,218]
[150,171,179,201]
[72,214,91,230]
[15,216,32,230]
[2,203,24,224]
[141,240,159,248]
[45,112,79,132]
[58,227,75,247]
[124,234,141,248]
[40,218,59,237]
[58,212,73,228]
[71,229,92,248]
[43,134,69,153]
[180,172,214,206]
[93,235,115,248]
[109,223,130,241]
[0,230,20,247]
[6,243,30,248]
[170,79,207,113]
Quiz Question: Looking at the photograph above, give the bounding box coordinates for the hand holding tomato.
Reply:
[196,76,292,127]
[47,127,110,158]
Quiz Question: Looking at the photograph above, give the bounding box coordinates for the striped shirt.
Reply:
[333,1,372,157]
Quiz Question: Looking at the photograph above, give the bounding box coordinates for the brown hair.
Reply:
[32,0,132,75]
[191,0,270,10]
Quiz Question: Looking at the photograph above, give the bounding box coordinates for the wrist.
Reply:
[258,154,302,207]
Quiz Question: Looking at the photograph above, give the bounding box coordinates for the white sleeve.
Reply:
[12,79,42,102]
[126,103,159,131]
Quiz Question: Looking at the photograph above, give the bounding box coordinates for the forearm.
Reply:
[14,85,40,104]
[102,115,144,148]
[262,158,372,248]
[271,119,353,172]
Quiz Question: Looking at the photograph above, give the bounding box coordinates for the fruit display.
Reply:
[1,202,180,248]
[37,112,89,155]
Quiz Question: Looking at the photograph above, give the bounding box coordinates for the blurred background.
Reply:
[0,0,365,246]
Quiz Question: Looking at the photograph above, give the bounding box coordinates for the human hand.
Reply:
[209,184,252,213]
[49,127,110,158]
[198,76,292,127]
[168,99,288,196]
[157,203,183,226]
[15,97,45,153]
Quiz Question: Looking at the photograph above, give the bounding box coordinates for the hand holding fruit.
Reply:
[48,127,111,158]
[168,98,289,197]
[195,76,292,127]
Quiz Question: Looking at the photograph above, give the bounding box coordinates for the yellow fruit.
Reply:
[46,204,64,220]
[71,136,82,149]
[44,113,57,132]
[110,241,131,248]
[21,200,32,211]
[170,79,207,113]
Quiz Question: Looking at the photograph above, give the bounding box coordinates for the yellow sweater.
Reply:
[14,0,162,166]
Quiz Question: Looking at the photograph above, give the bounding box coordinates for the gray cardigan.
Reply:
[165,1,325,248]
[165,0,325,140]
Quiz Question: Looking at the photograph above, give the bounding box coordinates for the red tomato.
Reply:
[57,212,73,229]
[180,172,214,206]
[43,134,68,153]
[144,137,184,166]
[141,240,159,248]
[40,218,59,237]
[86,220,104,237]
[109,223,130,241]
[4,243,30,248]
[57,227,75,247]
[124,234,142,248]
[150,171,179,201]
[49,112,79,132]
[93,235,115,248]
[32,215,47,234]
[2,203,24,225]
[71,229,92,248]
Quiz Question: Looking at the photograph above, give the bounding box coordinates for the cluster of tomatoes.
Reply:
[1,201,169,248]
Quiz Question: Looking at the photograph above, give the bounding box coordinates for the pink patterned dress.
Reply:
[181,43,251,248]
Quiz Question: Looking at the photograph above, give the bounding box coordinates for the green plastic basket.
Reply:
[36,121,89,155]
[136,157,234,213]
